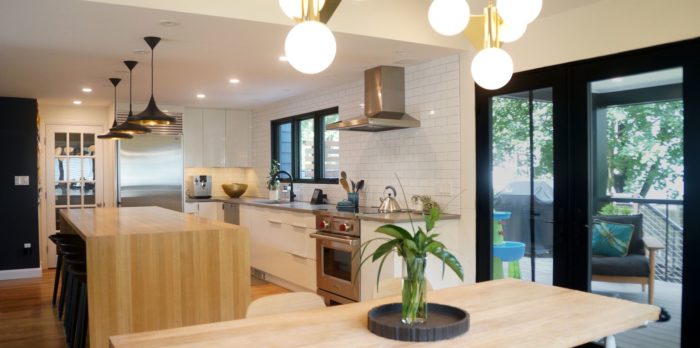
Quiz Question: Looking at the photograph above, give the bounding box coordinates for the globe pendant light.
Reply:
[130,36,176,125]
[471,1,513,90]
[283,0,336,74]
[428,0,470,36]
[111,61,152,135]
[97,78,133,140]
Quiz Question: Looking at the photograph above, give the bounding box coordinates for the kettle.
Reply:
[378,186,402,213]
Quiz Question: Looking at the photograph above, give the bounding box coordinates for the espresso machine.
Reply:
[190,175,212,199]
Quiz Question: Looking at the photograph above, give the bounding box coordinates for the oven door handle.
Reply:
[310,232,359,246]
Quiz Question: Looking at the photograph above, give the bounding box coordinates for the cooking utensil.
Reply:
[378,186,401,213]
[340,178,350,192]
[356,180,364,192]
[351,180,356,192]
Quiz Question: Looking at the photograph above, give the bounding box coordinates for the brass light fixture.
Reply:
[130,36,176,125]
[428,0,542,90]
[97,78,133,140]
[111,60,152,135]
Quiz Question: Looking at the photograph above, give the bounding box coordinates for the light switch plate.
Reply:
[14,176,29,186]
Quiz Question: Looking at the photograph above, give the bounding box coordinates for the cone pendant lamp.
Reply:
[97,78,133,140]
[111,60,151,135]
[130,36,176,125]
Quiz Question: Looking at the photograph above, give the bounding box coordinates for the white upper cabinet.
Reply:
[202,109,227,167]
[226,109,252,168]
[184,107,251,168]
[183,108,203,167]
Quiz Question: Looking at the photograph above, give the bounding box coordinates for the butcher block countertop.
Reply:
[110,279,659,348]
[60,206,236,238]
[59,206,251,348]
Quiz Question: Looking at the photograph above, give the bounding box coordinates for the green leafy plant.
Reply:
[411,195,441,213]
[598,203,633,215]
[265,160,280,190]
[359,177,463,324]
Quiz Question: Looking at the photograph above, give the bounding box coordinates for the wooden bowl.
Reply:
[222,183,248,198]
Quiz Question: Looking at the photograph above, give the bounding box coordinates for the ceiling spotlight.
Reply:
[132,49,149,55]
[279,56,289,62]
[159,20,180,27]
[196,94,206,99]
[229,78,241,84]
[73,100,82,105]
[81,87,92,93]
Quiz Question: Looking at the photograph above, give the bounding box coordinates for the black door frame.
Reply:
[475,38,700,347]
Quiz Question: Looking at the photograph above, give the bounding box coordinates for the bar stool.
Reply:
[65,262,88,348]
[48,233,83,306]
[57,244,85,320]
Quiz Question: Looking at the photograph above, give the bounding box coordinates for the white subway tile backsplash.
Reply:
[250,55,462,213]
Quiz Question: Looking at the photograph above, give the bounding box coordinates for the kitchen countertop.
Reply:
[186,196,459,222]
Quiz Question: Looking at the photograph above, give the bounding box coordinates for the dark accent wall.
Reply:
[0,97,39,271]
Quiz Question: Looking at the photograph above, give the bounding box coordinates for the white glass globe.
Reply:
[428,0,470,36]
[285,21,337,74]
[499,21,527,43]
[497,0,542,24]
[279,0,326,19]
[471,48,514,90]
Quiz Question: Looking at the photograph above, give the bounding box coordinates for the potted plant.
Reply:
[361,187,463,325]
[266,160,280,200]
[411,195,441,214]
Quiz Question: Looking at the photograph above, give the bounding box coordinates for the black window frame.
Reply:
[271,107,340,184]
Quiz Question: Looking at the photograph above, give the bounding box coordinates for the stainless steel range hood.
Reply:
[326,66,420,132]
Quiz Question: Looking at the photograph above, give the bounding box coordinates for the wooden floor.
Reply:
[0,269,288,348]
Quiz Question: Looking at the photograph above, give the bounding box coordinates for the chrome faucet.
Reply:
[271,170,296,202]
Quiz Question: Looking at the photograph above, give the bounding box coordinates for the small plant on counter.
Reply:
[266,160,280,191]
[359,177,463,325]
[411,195,441,214]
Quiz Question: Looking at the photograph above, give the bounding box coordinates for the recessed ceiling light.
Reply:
[81,87,92,93]
[196,94,206,99]
[229,78,241,84]
[159,20,180,27]
[73,100,82,105]
[279,56,289,62]
[132,49,149,55]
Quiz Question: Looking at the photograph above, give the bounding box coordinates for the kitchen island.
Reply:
[110,278,659,347]
[59,206,251,348]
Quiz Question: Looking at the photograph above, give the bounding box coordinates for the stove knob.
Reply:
[339,223,351,232]
[318,220,329,229]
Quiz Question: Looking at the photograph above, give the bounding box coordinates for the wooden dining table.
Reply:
[109,278,659,347]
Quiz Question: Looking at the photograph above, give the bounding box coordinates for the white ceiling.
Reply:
[0,0,598,110]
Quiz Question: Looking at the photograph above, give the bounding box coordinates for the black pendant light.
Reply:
[129,36,176,125]
[98,78,133,140]
[112,60,152,135]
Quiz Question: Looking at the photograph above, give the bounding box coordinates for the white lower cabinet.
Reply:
[184,202,223,221]
[240,205,316,291]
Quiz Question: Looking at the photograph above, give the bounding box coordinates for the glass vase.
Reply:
[401,256,427,325]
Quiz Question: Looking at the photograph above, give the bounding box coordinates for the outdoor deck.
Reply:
[511,257,681,348]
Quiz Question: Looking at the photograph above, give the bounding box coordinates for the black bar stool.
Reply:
[48,233,83,306]
[65,262,88,348]
[57,244,85,320]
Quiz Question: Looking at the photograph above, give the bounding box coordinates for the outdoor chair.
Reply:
[591,214,665,304]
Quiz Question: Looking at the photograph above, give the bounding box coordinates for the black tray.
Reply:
[367,303,469,342]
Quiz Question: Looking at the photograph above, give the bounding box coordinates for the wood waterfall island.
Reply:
[59,206,251,348]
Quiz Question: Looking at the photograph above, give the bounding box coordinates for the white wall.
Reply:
[251,55,462,214]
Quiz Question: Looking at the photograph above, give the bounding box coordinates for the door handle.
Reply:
[310,232,359,246]
[286,251,312,260]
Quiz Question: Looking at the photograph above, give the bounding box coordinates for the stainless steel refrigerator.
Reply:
[118,134,183,212]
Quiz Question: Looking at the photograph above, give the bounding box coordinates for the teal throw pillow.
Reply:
[591,220,635,257]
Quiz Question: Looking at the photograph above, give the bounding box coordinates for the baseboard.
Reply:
[0,267,41,280]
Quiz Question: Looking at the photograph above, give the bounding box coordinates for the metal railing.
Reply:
[602,197,684,283]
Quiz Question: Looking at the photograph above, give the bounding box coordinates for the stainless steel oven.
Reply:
[311,212,360,305]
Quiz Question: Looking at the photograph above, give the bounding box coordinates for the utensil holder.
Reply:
[347,192,359,207]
